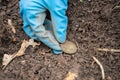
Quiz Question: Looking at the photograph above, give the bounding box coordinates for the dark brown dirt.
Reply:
[0,0,120,80]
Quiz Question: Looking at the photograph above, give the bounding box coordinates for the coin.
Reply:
[60,40,77,54]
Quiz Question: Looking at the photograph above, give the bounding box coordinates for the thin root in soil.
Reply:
[96,48,120,53]
[8,19,16,34]
[92,56,105,80]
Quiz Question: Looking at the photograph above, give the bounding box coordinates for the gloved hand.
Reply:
[20,0,68,54]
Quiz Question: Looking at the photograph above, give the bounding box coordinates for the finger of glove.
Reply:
[49,1,68,43]
[20,0,46,39]
[26,12,62,51]
[44,19,64,54]
[32,13,62,51]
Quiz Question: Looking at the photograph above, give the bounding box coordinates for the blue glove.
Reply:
[20,0,68,54]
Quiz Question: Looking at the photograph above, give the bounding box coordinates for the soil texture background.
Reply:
[0,0,120,80]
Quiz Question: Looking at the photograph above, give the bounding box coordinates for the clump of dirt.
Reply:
[0,0,120,80]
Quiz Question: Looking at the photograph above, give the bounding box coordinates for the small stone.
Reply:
[75,24,79,27]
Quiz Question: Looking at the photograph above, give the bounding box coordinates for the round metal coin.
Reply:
[60,40,77,54]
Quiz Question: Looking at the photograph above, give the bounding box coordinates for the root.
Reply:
[8,19,16,34]
[7,19,17,41]
[96,48,120,53]
[2,39,40,70]
[92,56,105,80]
[113,6,120,10]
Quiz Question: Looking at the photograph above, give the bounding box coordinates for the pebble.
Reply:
[75,24,79,27]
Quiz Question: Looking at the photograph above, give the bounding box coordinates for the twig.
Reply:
[75,40,79,51]
[113,6,120,10]
[2,39,40,70]
[96,48,120,53]
[92,56,105,80]
[8,19,16,34]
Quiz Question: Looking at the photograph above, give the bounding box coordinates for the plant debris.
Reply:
[64,64,79,80]
[92,56,105,80]
[96,48,120,53]
[64,71,78,80]
[8,19,16,34]
[2,39,40,70]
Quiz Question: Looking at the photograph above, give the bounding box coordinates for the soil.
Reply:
[0,0,120,80]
